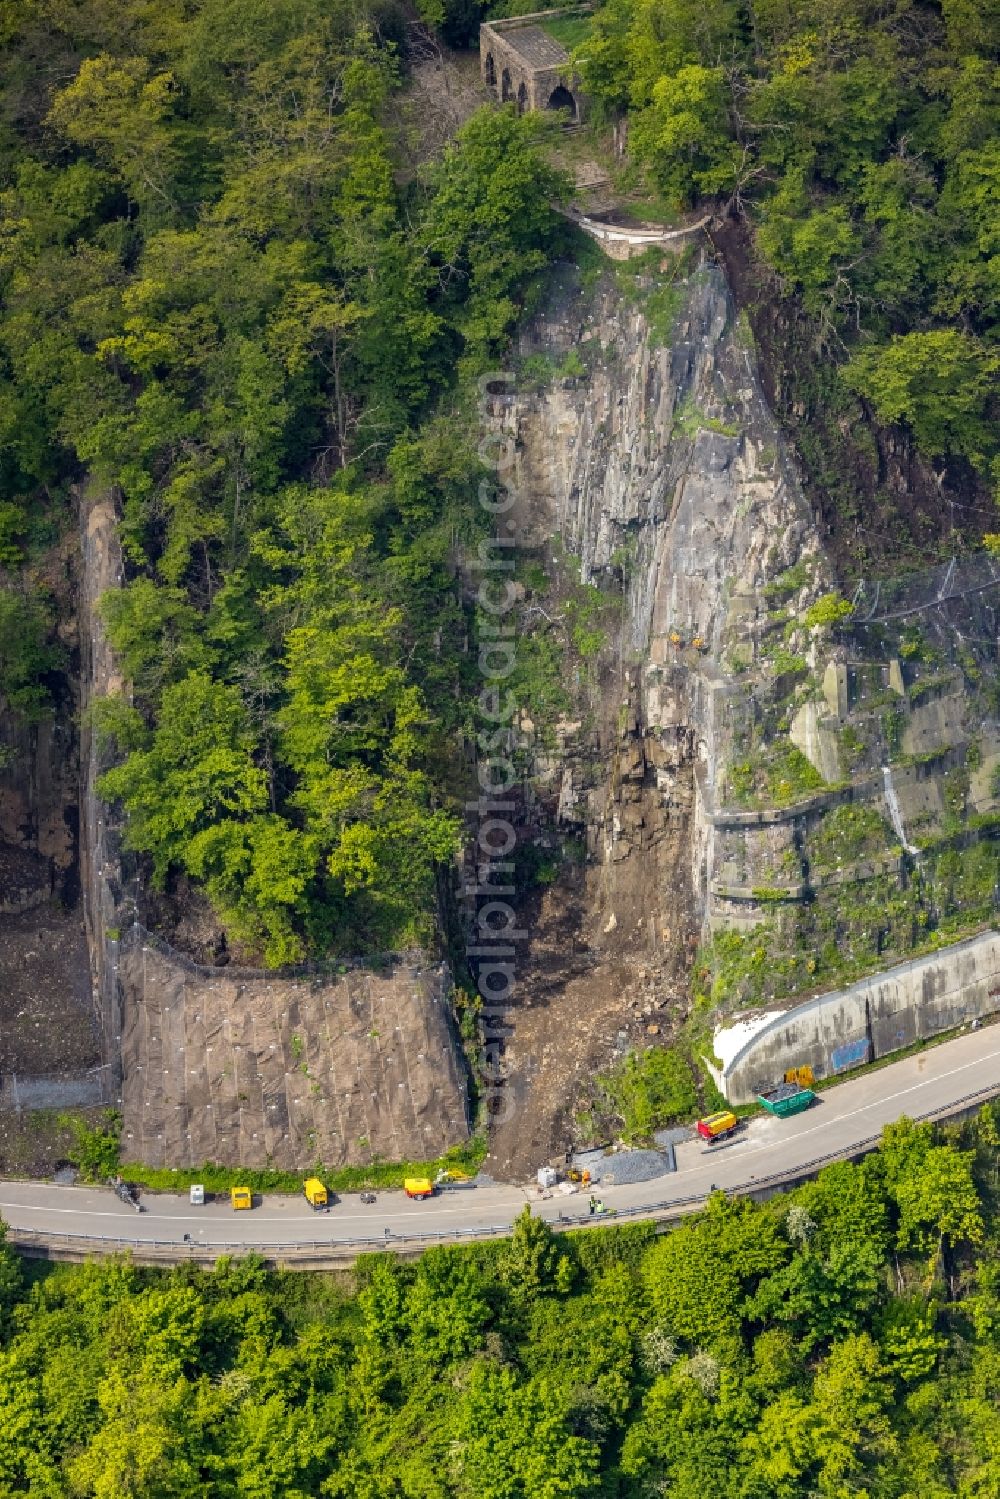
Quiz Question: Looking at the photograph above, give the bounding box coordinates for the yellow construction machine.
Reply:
[304,1177,329,1210]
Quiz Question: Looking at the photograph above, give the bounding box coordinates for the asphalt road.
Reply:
[3,1027,999,1258]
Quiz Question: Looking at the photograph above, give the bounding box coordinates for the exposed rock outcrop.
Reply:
[479,254,831,1175]
[477,252,1000,1178]
[79,483,129,1088]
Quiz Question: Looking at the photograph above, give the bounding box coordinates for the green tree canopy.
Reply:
[844,330,1000,466]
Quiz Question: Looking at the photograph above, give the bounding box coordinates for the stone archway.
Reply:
[484,53,496,91]
[547,84,577,120]
[501,67,514,103]
[516,81,528,114]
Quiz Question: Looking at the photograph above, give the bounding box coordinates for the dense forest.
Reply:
[1,0,998,962]
[0,0,570,963]
[435,0,1000,498]
[0,1112,996,1495]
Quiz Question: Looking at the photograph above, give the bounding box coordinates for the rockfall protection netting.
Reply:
[119,932,470,1170]
[847,554,1000,663]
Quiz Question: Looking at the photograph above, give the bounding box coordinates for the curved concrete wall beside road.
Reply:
[715,929,1000,1104]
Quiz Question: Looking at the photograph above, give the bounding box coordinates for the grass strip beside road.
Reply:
[125,1137,488,1196]
[47,1109,488,1194]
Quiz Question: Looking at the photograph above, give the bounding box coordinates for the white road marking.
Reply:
[671,1043,1000,1178]
[2,1033,998,1249]
[0,1200,525,1226]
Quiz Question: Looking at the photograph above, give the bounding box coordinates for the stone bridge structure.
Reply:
[480,11,587,122]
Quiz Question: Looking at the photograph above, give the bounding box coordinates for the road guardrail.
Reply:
[6,1080,999,1265]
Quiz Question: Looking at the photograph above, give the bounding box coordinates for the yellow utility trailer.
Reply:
[231,1186,252,1211]
[303,1177,328,1210]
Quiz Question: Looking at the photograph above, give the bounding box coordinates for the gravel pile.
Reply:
[571,1149,610,1176]
[571,1148,674,1185]
[654,1126,693,1148]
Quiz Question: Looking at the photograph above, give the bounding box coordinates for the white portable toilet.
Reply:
[536,1166,558,1190]
[190,1184,205,1206]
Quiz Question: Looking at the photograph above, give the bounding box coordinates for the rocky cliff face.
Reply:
[79,483,130,1090]
[506,261,827,654]
[118,936,468,1170]
[477,249,1000,1176]
[480,251,833,1176]
[0,510,103,1110]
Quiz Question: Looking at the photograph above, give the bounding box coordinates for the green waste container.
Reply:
[758,1083,816,1118]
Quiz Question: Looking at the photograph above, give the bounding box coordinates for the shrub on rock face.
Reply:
[845,331,1000,469]
[803,593,854,630]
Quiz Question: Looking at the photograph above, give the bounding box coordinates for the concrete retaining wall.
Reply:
[715,929,1000,1103]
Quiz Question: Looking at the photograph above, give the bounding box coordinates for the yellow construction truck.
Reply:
[303,1177,329,1210]
[231,1186,252,1211]
[404,1178,435,1199]
[696,1111,741,1144]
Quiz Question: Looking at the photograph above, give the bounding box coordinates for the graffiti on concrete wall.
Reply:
[830,1036,872,1073]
